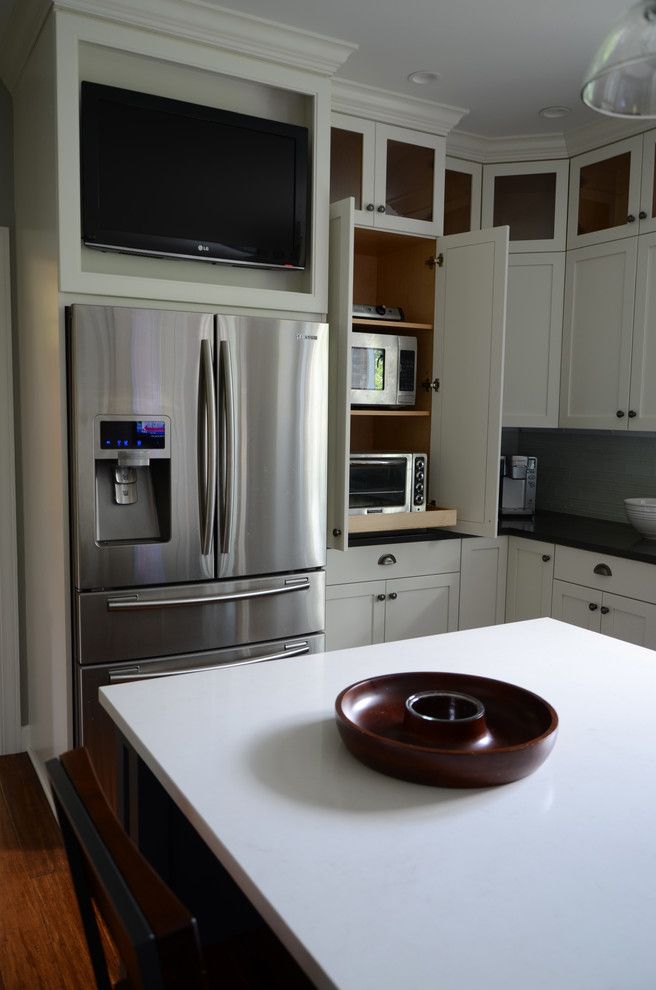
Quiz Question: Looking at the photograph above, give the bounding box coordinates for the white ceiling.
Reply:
[213,0,632,137]
[0,0,637,137]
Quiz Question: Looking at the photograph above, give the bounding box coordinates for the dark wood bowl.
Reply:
[335,671,558,788]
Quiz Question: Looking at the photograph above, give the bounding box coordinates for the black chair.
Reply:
[47,748,315,989]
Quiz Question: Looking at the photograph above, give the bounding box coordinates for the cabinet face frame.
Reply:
[559,237,637,430]
[567,135,643,250]
[445,156,482,235]
[482,159,569,252]
[502,252,565,428]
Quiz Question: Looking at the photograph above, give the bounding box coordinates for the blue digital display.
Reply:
[100,420,166,449]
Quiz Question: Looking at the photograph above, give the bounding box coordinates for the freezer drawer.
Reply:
[78,633,326,809]
[76,571,325,665]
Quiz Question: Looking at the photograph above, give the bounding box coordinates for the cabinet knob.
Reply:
[366,203,375,212]
[616,410,625,418]
[588,602,599,611]
[600,606,610,615]
[627,214,636,223]
[388,592,398,600]
[378,553,397,566]
[422,378,441,393]
[377,205,386,214]
[639,210,648,220]
[332,528,342,537]
[593,563,612,577]
[541,554,551,562]
[376,594,386,602]
[628,410,637,418]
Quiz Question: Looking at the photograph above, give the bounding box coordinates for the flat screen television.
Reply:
[80,81,309,270]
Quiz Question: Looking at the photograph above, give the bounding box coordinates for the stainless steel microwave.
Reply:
[349,453,427,515]
[350,332,417,407]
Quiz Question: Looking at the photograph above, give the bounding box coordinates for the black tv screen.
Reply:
[80,82,309,270]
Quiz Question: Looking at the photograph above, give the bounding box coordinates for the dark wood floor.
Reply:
[0,752,99,989]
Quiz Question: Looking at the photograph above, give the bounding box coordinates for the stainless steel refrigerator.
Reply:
[68,305,327,802]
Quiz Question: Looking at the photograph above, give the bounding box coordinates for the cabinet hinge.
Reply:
[426,253,443,270]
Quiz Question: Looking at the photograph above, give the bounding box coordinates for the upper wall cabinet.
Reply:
[53,10,341,313]
[567,135,653,250]
[482,160,569,252]
[444,157,482,235]
[330,112,444,237]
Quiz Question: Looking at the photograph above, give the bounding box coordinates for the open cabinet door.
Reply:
[430,226,508,537]
[327,198,355,551]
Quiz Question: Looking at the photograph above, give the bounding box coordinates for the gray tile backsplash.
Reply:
[501,429,656,523]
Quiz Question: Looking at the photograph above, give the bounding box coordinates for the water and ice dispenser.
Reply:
[94,416,171,544]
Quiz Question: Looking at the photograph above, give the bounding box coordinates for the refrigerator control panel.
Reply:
[95,415,171,459]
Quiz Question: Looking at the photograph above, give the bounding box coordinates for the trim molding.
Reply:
[0,227,21,755]
[0,0,358,91]
[446,129,569,163]
[331,77,468,136]
[564,115,648,158]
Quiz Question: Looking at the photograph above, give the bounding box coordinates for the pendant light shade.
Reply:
[582,1,656,117]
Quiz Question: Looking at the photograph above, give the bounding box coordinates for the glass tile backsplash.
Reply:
[502,429,656,523]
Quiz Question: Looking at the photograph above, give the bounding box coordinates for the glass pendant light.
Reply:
[582,1,656,117]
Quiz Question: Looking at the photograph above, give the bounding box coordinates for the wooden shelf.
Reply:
[348,507,457,534]
[350,409,430,417]
[352,318,433,331]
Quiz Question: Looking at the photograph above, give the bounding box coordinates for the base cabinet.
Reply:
[458,537,507,630]
[326,573,459,652]
[505,537,554,622]
[552,579,656,649]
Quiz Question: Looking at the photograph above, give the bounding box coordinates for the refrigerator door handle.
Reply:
[106,577,311,611]
[200,337,217,556]
[219,338,235,555]
[107,641,310,681]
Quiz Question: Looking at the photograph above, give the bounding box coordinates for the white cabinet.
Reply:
[502,253,565,427]
[505,537,554,623]
[560,233,656,430]
[330,113,444,236]
[458,537,507,630]
[444,157,481,236]
[552,546,656,650]
[552,580,656,649]
[482,160,569,253]
[567,136,643,250]
[327,199,508,547]
[325,541,460,651]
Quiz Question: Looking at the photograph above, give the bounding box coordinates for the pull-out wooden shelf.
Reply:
[348,507,457,534]
[352,318,433,331]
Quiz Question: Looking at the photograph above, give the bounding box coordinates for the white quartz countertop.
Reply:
[100,619,656,990]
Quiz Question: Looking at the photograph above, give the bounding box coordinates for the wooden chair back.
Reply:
[46,747,208,990]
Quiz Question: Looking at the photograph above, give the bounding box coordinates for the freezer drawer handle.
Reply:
[108,641,310,681]
[106,579,311,611]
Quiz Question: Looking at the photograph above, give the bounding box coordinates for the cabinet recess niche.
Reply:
[56,12,331,312]
[328,198,508,549]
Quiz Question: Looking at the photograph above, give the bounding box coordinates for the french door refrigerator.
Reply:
[68,305,328,803]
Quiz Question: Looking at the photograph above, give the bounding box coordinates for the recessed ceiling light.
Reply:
[539,105,571,118]
[408,70,441,85]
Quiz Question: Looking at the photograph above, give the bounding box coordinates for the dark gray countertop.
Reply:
[348,511,656,565]
[499,510,656,565]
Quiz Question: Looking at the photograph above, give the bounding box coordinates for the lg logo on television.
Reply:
[197,244,209,252]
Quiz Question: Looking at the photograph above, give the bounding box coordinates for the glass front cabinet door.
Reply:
[482,160,569,252]
[567,136,643,249]
[330,113,444,236]
[444,157,482,235]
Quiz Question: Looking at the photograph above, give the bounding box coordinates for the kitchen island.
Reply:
[100,619,656,990]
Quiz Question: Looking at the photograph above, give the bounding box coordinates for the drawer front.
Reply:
[554,545,656,604]
[326,540,461,585]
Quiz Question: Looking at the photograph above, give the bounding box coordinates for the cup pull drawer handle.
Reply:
[593,563,612,577]
[378,554,397,566]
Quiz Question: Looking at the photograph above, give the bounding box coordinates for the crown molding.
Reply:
[0,0,358,91]
[563,114,648,158]
[446,129,569,164]
[331,77,468,136]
